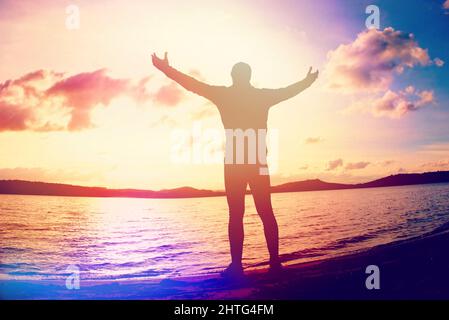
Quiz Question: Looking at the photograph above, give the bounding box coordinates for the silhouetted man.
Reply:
[152,52,318,276]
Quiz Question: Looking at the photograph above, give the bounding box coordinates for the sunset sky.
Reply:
[1,0,449,190]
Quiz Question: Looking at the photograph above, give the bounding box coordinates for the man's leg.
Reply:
[224,164,248,268]
[248,167,280,266]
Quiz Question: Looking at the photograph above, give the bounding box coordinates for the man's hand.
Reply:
[152,52,170,71]
[304,67,319,86]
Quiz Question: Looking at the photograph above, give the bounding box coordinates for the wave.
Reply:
[424,219,449,236]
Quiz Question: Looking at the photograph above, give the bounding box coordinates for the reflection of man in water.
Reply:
[152,52,318,276]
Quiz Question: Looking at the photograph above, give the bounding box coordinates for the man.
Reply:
[152,52,318,276]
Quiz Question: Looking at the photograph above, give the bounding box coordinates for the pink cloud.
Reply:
[325,159,371,171]
[326,27,435,93]
[345,161,370,170]
[151,70,204,107]
[46,69,130,109]
[0,69,150,131]
[444,0,449,9]
[0,101,32,131]
[154,83,184,106]
[46,69,151,130]
[326,158,343,171]
[344,86,435,119]
[329,27,442,119]
[372,88,435,118]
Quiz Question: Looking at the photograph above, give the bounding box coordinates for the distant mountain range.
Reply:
[1,171,449,199]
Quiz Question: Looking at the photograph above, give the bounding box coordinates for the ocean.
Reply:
[1,183,449,281]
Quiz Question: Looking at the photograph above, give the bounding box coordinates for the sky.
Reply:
[0,0,448,190]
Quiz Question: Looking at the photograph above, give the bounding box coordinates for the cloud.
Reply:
[345,85,435,119]
[434,58,445,67]
[371,88,435,118]
[46,69,150,130]
[325,159,371,171]
[304,136,323,144]
[444,0,449,10]
[0,167,48,181]
[326,27,435,93]
[329,28,440,119]
[0,167,100,183]
[153,69,207,108]
[154,83,184,107]
[326,158,343,171]
[380,160,395,166]
[0,69,150,131]
[345,161,370,170]
[420,159,449,170]
[0,101,33,131]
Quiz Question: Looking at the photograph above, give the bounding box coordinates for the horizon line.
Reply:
[1,170,449,199]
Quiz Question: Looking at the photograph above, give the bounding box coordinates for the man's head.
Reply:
[231,62,252,86]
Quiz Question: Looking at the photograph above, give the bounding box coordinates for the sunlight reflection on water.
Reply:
[1,183,449,280]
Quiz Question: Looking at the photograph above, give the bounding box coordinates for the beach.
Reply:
[2,223,449,300]
[2,184,449,300]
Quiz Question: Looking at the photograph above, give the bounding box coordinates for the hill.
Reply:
[1,171,449,199]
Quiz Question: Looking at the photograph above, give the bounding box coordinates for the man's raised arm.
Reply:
[152,52,216,101]
[263,67,319,107]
